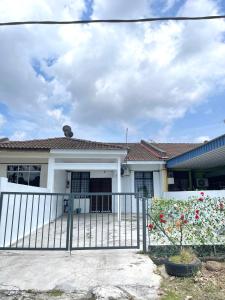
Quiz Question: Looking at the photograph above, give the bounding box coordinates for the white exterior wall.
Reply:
[0,177,49,247]
[164,190,225,200]
[125,163,164,197]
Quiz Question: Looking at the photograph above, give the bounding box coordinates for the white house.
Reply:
[0,132,225,249]
[0,134,201,211]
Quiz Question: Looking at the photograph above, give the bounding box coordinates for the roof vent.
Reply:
[62,125,73,138]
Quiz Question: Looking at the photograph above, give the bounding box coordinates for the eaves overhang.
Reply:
[167,134,225,169]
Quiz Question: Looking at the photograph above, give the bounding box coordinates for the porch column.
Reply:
[47,157,55,192]
[117,157,121,193]
[161,166,168,193]
[117,157,121,221]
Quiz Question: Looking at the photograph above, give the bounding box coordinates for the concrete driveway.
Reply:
[0,249,161,299]
[13,213,140,249]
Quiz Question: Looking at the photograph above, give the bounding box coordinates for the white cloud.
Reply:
[10,130,27,140]
[0,0,225,141]
[92,0,150,19]
[195,135,210,143]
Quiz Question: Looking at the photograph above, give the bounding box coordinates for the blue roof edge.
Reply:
[167,133,225,168]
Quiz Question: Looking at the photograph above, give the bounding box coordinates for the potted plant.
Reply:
[147,192,225,277]
[165,248,201,277]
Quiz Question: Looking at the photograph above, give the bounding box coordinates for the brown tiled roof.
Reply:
[111,141,201,161]
[125,143,161,161]
[150,143,202,159]
[0,137,201,161]
[0,137,125,151]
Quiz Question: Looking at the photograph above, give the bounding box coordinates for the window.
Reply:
[7,165,41,187]
[135,171,154,197]
[168,171,189,191]
[71,172,90,193]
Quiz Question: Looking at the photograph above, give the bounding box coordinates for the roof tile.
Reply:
[0,137,125,151]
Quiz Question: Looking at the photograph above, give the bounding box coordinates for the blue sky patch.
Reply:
[31,58,54,82]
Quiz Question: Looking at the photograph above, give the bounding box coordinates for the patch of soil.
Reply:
[159,261,225,300]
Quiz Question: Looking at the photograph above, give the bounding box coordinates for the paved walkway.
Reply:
[12,213,140,249]
[0,249,161,299]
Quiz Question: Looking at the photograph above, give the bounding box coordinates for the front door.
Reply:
[90,178,112,212]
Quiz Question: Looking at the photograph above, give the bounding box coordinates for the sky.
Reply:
[0,0,225,143]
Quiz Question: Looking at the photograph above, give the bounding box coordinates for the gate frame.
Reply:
[69,192,141,251]
[0,192,147,252]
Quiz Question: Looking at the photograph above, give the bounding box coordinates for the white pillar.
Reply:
[130,171,135,193]
[117,157,121,193]
[47,157,55,193]
[117,157,121,221]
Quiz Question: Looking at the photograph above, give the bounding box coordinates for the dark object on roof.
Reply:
[62,125,73,138]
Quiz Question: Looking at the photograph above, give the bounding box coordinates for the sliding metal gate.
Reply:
[0,192,142,251]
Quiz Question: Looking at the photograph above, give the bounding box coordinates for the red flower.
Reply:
[195,214,199,220]
[147,224,154,230]
[200,192,204,196]
[159,214,164,219]
[219,203,224,211]
[160,219,166,223]
[195,210,200,214]
[198,197,204,202]
[180,214,185,220]
[183,220,188,224]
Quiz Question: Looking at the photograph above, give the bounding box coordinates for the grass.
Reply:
[47,289,64,297]
[159,261,225,300]
[169,249,197,264]
[161,291,180,300]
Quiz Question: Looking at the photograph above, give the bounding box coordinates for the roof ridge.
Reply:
[153,142,202,145]
[70,137,126,149]
[140,141,162,159]
[0,136,126,151]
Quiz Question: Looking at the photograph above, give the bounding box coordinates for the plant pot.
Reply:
[165,258,201,277]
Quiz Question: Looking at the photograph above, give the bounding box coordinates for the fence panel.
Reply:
[0,192,69,250]
[70,193,140,250]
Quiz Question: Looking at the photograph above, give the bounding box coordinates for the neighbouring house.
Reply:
[0,131,225,207]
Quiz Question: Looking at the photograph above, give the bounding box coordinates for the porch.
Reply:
[166,133,225,193]
[47,150,126,198]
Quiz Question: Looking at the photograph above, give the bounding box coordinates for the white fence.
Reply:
[0,177,54,247]
[163,190,225,200]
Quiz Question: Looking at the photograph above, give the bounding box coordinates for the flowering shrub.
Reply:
[147,193,225,248]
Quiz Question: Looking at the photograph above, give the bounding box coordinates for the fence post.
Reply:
[0,193,2,225]
[142,197,147,253]
[66,194,73,253]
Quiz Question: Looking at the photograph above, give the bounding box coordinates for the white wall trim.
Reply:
[50,149,127,157]
[126,161,165,165]
[53,162,118,171]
